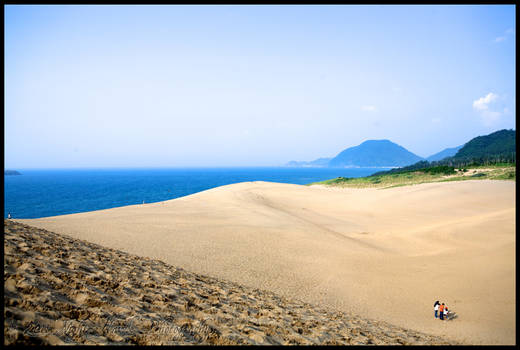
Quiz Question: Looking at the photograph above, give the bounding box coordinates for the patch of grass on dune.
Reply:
[489,169,516,180]
[308,165,515,189]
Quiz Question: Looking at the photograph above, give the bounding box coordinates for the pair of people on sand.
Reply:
[434,300,448,320]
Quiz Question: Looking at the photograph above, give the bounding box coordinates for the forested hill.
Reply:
[444,129,516,164]
[372,129,516,176]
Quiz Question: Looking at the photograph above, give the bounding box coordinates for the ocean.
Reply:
[4,167,389,219]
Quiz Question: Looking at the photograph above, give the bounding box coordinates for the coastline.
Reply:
[4,167,387,220]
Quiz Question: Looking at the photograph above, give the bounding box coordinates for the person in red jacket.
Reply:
[439,303,445,320]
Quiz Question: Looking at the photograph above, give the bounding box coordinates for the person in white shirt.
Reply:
[443,305,449,320]
[434,300,440,318]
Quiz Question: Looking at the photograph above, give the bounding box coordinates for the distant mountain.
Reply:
[4,170,21,175]
[286,130,514,169]
[285,158,331,167]
[328,140,424,167]
[426,145,463,162]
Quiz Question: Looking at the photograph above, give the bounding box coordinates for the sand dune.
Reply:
[17,180,515,344]
[4,220,455,345]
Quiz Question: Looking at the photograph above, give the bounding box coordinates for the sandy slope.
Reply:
[5,220,455,345]
[18,180,516,345]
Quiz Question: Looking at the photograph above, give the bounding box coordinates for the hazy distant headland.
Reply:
[4,170,21,176]
[425,145,463,162]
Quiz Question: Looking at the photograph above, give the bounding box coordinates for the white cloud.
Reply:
[361,105,377,112]
[473,93,502,126]
[473,92,498,111]
[494,28,514,43]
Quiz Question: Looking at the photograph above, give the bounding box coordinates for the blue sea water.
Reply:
[4,167,389,219]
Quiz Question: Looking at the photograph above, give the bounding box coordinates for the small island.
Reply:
[5,170,22,175]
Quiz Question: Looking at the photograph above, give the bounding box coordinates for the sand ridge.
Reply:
[17,179,516,344]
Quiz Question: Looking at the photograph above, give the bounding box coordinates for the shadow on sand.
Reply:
[447,311,458,321]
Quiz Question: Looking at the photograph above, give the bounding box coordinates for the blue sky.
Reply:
[5,5,516,168]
